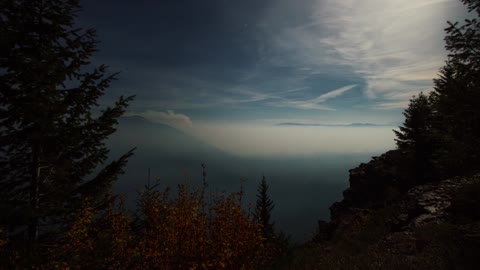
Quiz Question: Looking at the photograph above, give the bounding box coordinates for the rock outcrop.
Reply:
[308,173,480,269]
[391,175,480,230]
[330,150,408,217]
[324,150,480,241]
[328,150,410,235]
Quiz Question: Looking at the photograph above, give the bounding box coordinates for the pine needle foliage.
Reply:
[0,0,134,243]
[395,0,480,180]
[254,175,275,241]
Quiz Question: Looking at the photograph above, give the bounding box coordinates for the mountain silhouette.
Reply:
[110,116,229,158]
[276,122,398,127]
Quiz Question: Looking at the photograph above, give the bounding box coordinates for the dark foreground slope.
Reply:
[279,156,480,270]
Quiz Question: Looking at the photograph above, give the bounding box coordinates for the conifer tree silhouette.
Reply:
[394,93,434,183]
[254,175,275,240]
[0,0,134,241]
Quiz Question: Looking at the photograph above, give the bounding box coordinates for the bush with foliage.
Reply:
[43,182,268,269]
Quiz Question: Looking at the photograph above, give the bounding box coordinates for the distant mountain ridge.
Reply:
[276,122,398,127]
[111,115,230,158]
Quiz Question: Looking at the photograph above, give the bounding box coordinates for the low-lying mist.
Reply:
[108,117,395,242]
[182,123,396,157]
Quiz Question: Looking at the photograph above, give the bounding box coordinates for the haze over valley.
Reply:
[109,116,396,241]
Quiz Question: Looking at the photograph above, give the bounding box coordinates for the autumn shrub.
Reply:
[44,196,134,270]
[134,183,209,269]
[134,183,266,269]
[41,182,267,269]
[208,191,265,269]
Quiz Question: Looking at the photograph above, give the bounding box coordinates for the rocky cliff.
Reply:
[301,154,480,269]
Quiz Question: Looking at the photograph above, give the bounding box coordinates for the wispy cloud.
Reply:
[100,0,465,123]
[126,110,192,126]
[259,0,463,109]
[375,101,411,110]
[267,84,356,110]
[267,99,336,110]
[315,0,452,100]
[312,84,356,102]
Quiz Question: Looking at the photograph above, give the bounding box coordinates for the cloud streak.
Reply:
[317,0,451,97]
[375,101,411,110]
[267,84,356,110]
[312,84,356,103]
[259,0,464,109]
[126,110,193,126]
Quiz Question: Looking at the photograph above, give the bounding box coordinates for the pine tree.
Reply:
[0,0,134,242]
[394,93,432,151]
[395,0,480,179]
[394,93,434,184]
[429,0,480,175]
[254,175,275,240]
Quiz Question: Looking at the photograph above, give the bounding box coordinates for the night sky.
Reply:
[78,0,467,156]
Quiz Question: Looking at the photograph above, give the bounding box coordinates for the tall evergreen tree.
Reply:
[0,0,134,241]
[429,0,480,175]
[254,175,275,240]
[394,0,480,179]
[394,93,435,184]
[394,93,432,151]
